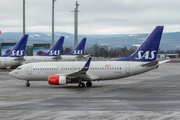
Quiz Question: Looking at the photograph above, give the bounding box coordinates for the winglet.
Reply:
[82,57,92,71]
[66,38,87,55]
[117,26,164,62]
[1,34,28,57]
[41,36,64,56]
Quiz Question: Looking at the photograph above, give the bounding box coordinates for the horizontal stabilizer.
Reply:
[76,54,92,59]
[76,55,84,58]
[14,57,25,61]
[142,59,170,66]
[158,59,171,65]
[142,61,158,66]
[52,56,62,60]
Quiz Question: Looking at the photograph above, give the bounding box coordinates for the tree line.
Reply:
[62,43,180,58]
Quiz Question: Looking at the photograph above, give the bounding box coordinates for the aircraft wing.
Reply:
[68,57,91,76]
[56,57,93,80]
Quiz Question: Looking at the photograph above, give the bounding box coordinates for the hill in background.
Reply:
[0,32,180,51]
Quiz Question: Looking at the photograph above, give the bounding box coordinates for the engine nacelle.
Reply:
[48,75,67,85]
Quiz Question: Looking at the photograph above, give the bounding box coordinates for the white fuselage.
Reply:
[23,55,80,64]
[0,57,22,68]
[23,56,59,64]
[9,61,158,81]
[61,55,79,61]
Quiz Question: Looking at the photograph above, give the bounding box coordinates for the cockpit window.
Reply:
[16,67,22,70]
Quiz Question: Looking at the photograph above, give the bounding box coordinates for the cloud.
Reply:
[1,0,180,34]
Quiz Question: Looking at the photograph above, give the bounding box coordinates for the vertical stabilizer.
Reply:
[1,34,29,57]
[66,38,87,55]
[117,26,164,62]
[41,36,64,56]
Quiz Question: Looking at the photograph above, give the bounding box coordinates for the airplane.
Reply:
[0,34,28,69]
[61,38,87,61]
[9,26,169,88]
[23,36,65,64]
[23,37,87,64]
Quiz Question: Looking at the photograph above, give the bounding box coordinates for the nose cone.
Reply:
[9,71,15,78]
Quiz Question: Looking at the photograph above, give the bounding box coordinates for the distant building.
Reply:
[157,54,178,59]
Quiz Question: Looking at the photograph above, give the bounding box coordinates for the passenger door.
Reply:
[3,58,7,65]
[125,64,130,74]
[27,65,32,74]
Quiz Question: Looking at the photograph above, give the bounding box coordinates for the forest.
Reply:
[62,43,180,58]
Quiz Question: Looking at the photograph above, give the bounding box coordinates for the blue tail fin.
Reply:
[1,34,28,57]
[117,26,164,62]
[41,36,64,56]
[66,38,87,55]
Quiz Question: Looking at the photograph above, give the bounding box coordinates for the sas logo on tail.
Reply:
[49,50,61,55]
[73,50,83,55]
[10,50,24,56]
[135,51,156,60]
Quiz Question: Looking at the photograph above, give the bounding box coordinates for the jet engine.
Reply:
[48,75,69,85]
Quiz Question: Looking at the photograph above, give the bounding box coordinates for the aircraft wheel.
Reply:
[26,81,30,87]
[86,81,92,87]
[79,83,85,88]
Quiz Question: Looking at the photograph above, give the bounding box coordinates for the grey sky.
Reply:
[1,0,180,34]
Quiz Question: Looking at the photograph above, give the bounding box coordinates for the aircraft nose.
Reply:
[9,71,15,77]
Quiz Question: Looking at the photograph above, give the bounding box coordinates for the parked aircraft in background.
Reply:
[61,38,87,61]
[0,35,28,69]
[23,37,87,64]
[23,36,64,64]
[10,26,169,87]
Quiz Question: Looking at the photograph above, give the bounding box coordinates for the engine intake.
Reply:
[48,75,67,85]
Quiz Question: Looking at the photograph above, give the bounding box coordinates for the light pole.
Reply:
[23,0,25,35]
[52,0,57,46]
[71,1,80,48]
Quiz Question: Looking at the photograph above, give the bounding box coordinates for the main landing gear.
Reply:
[78,81,92,88]
[79,82,85,88]
[86,81,92,87]
[26,80,30,87]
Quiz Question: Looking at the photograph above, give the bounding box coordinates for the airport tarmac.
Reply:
[0,62,180,119]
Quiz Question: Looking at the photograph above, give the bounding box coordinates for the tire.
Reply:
[86,81,92,87]
[26,83,30,87]
[26,81,30,87]
[79,83,85,88]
